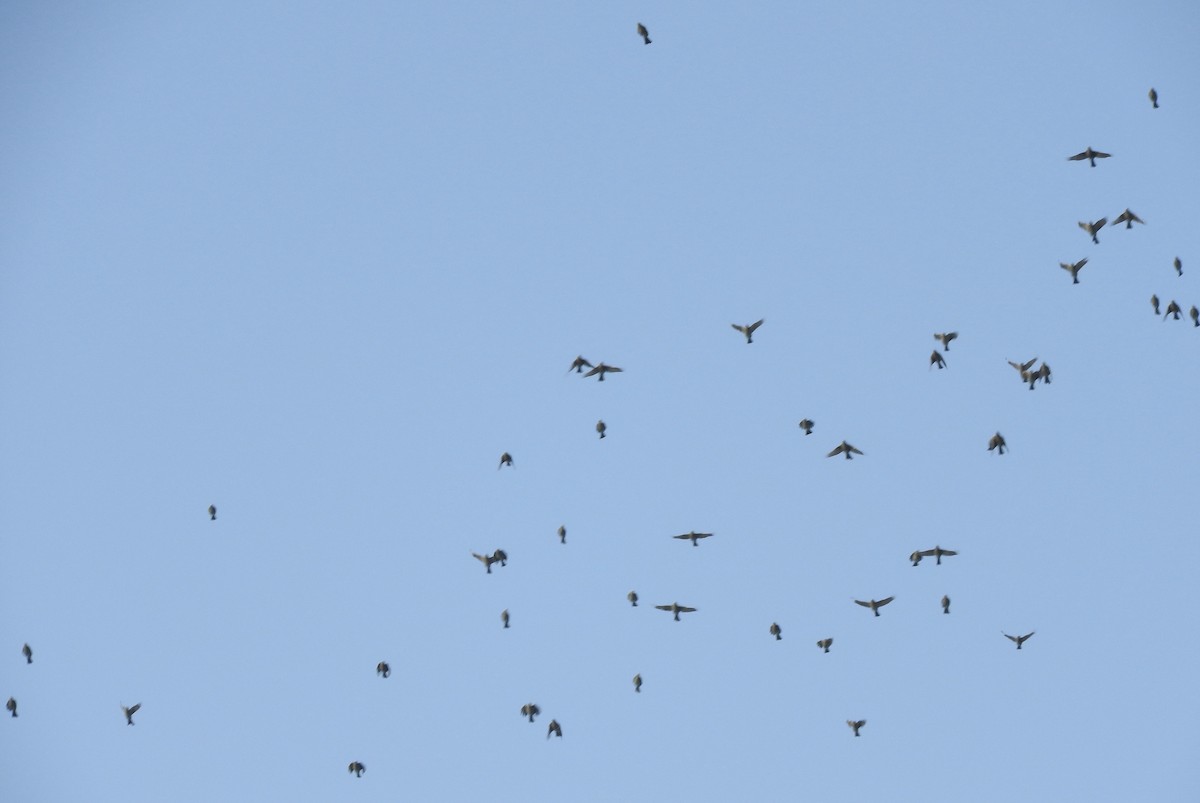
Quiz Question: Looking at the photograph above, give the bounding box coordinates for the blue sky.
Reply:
[2,2,1198,800]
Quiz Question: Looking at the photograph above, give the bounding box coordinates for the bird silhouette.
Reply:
[1004,631,1035,650]
[498,452,513,469]
[501,609,510,629]
[568,356,594,374]
[1060,258,1087,284]
[348,762,365,778]
[1174,257,1182,276]
[1113,209,1144,229]
[827,441,864,460]
[854,597,894,617]
[798,418,814,435]
[847,720,866,737]
[494,549,507,567]
[930,350,946,370]
[637,22,651,45]
[1078,218,1106,244]
[769,623,782,641]
[816,638,833,653]
[522,703,540,723]
[633,673,642,693]
[941,595,951,614]
[933,332,958,351]
[1149,87,1159,108]
[1191,306,1199,327]
[988,432,1007,454]
[22,643,32,664]
[471,550,508,574]
[376,661,390,678]
[6,697,15,718]
[915,546,957,565]
[910,550,925,567]
[1151,294,1160,315]
[1068,147,1111,167]
[1164,300,1182,321]
[1035,363,1052,385]
[655,602,697,621]
[674,531,713,546]
[557,525,566,544]
[208,504,216,520]
[731,319,764,344]
[122,703,141,725]
[596,420,606,439]
[627,591,638,607]
[583,363,623,381]
[547,719,562,739]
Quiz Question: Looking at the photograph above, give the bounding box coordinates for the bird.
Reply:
[915,546,957,565]
[547,719,562,739]
[941,595,951,614]
[583,363,623,381]
[348,762,365,778]
[207,504,216,520]
[827,441,863,460]
[1078,218,1106,244]
[122,703,141,725]
[498,452,513,469]
[854,597,894,617]
[1151,294,1160,315]
[1164,300,1182,321]
[816,638,833,653]
[910,550,925,567]
[627,591,638,607]
[1008,358,1038,377]
[1113,209,1144,229]
[770,623,782,641]
[1149,87,1158,108]
[930,350,946,370]
[493,549,508,567]
[557,525,566,544]
[596,420,606,439]
[674,530,713,546]
[798,418,814,435]
[1035,363,1052,385]
[655,602,697,621]
[521,703,540,723]
[847,720,866,737]
[1191,306,1199,327]
[636,22,651,45]
[1068,147,1111,167]
[22,643,32,664]
[633,674,642,693]
[1004,631,1035,650]
[6,697,15,718]
[568,356,593,374]
[988,432,1007,454]
[376,661,390,678]
[501,609,510,629]
[1060,258,1087,284]
[1174,257,1183,276]
[731,319,764,344]
[933,332,958,351]
[471,550,508,574]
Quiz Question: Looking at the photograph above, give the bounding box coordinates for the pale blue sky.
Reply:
[3,2,1199,800]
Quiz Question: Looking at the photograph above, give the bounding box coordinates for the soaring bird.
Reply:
[1191,306,1199,327]
[547,719,562,739]
[1068,147,1111,167]
[583,363,623,381]
[941,595,951,614]
[847,720,866,737]
[208,504,216,521]
[636,22,651,45]
[1113,209,1144,229]
[596,420,606,439]
[930,350,946,370]
[1151,294,1160,315]
[827,441,863,460]
[1149,87,1159,108]
[674,530,713,546]
[1174,257,1183,276]
[376,661,391,678]
[798,418,814,435]
[6,698,15,718]
[915,546,957,565]
[627,591,638,607]
[22,643,32,664]
[988,432,1007,454]
[854,597,894,617]
[816,638,833,653]
[1004,631,1035,650]
[633,673,642,693]
[501,609,510,629]
[568,356,593,374]
[769,623,782,641]
[933,332,958,351]
[521,703,540,723]
[1060,258,1087,284]
[1164,300,1182,321]
[1079,218,1106,244]
[655,602,697,621]
[731,319,764,344]
[348,762,365,778]
[122,703,141,726]
[557,525,566,544]
[498,452,513,469]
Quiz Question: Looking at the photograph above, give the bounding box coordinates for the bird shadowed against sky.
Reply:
[2,2,1199,802]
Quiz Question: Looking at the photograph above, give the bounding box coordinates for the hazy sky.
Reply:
[3,2,1198,801]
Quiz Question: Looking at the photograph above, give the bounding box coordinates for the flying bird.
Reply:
[557,525,566,544]
[1078,218,1106,244]
[1151,294,1160,315]
[547,719,562,739]
[22,644,32,664]
[1191,306,1199,327]
[568,356,594,374]
[521,703,540,723]
[731,319,764,344]
[633,673,642,693]
[933,332,958,351]
[1068,147,1111,167]
[1060,258,1087,284]
[847,720,866,737]
[122,703,141,726]
[6,698,15,718]
[636,22,651,45]
[501,609,510,629]
[471,550,508,574]
[1035,363,1052,385]
[498,452,513,469]
[208,504,216,520]
[816,638,833,653]
[1112,209,1144,229]
[376,661,390,678]
[596,420,606,439]
[627,591,638,607]
[1164,300,1182,321]
[930,350,946,370]
[1004,631,1035,650]
[915,546,957,565]
[674,530,713,546]
[583,363,623,382]
[988,432,1007,454]
[854,597,894,617]
[1008,358,1037,376]
[348,762,365,778]
[1174,257,1182,276]
[655,602,697,621]
[1149,87,1158,108]
[941,595,951,614]
[827,441,863,460]
[770,623,782,641]
[798,418,814,435]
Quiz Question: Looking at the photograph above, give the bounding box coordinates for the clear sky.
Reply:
[2,2,1199,800]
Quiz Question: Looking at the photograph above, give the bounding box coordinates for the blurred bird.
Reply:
[522,703,540,722]
[941,595,951,614]
[827,441,864,460]
[208,504,216,520]
[1151,294,1160,315]
[22,643,32,664]
[583,363,623,381]
[1149,87,1159,108]
[910,550,925,567]
[916,546,957,565]
[376,661,390,678]
[498,452,513,469]
[674,530,713,546]
[1068,147,1111,167]
[1004,631,1035,650]
[854,598,894,617]
[471,550,508,574]
[798,418,814,435]
[1060,258,1087,284]
[501,609,510,629]
[847,720,866,737]
[122,703,141,725]
[1164,300,1182,321]
[348,762,365,778]
[656,602,697,621]
[1175,257,1183,276]
[627,591,638,607]
[1008,358,1037,377]
[731,319,764,344]
[547,719,562,739]
[770,623,782,641]
[637,22,651,45]
[1191,306,1199,327]
[816,638,833,653]
[933,332,958,351]
[596,420,606,439]
[930,350,946,370]
[568,356,593,374]
[1035,363,1052,385]
[988,432,1007,454]
[1078,218,1106,244]
[633,673,642,693]
[494,548,507,567]
[557,525,566,544]
[6,697,15,718]
[1113,209,1144,229]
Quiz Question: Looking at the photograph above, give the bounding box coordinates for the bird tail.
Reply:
[775,634,782,641]
[26,656,32,664]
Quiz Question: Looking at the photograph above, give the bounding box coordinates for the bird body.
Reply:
[472,549,508,574]
[501,609,510,629]
[1151,294,1160,315]
[1191,306,1199,327]
[915,546,957,566]
[569,356,593,373]
[731,319,764,344]
[930,350,946,369]
[798,418,814,435]
[376,661,390,678]
[1164,301,1182,321]
[770,622,782,640]
[1078,218,1106,244]
[1060,258,1087,284]
[583,363,623,381]
[596,420,606,439]
[1174,257,1182,276]
[558,525,566,544]
[933,332,958,351]
[827,441,863,460]
[6,697,15,717]
[1149,87,1158,108]
[627,591,638,607]
[348,762,365,777]
[547,719,562,739]
[988,432,1007,454]
[941,595,951,614]
[522,703,540,722]
[633,673,642,692]
[1004,631,1035,650]
[22,643,32,664]
[122,703,141,725]
[1113,209,1144,229]
[674,530,713,546]
[854,597,894,617]
[816,638,833,653]
[1068,147,1111,167]
[655,602,697,621]
[498,452,513,469]
[636,22,651,45]
[208,504,216,520]
[847,719,866,737]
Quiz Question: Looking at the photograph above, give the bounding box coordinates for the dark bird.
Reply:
[498,452,513,469]
[627,591,638,607]
[731,319,764,344]
[1149,87,1159,108]
[521,703,540,723]
[633,673,642,693]
[1191,306,1199,327]
[547,719,562,739]
[1151,294,1160,315]
[1035,363,1052,385]
[22,643,32,664]
[636,22,651,45]
[471,549,508,574]
[915,546,957,565]
[494,548,508,567]
[557,525,566,544]
[988,432,1007,454]
[1174,257,1182,276]
[933,332,958,351]
[1004,631,1035,650]
[501,609,510,629]
[930,350,946,370]
[655,602,697,621]
[1164,300,1182,321]
[376,661,390,678]
[770,623,782,641]
[583,363,623,382]
[1060,258,1087,284]
[1068,147,1111,167]
[816,638,833,653]
[1113,209,1144,229]
[827,441,864,460]
[941,595,951,614]
[674,530,713,546]
[910,550,925,567]
[208,504,216,520]
[596,420,606,439]
[1078,218,1106,244]
[568,356,593,374]
[798,418,814,435]
[854,597,894,617]
[348,762,365,778]
[122,703,141,726]
[847,720,866,737]
[6,697,15,718]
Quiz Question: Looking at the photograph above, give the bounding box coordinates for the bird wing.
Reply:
[876,597,894,607]
[1022,631,1035,641]
[940,549,958,556]
[606,365,623,373]
[917,549,937,557]
[694,532,713,539]
[1094,151,1111,159]
[731,323,747,334]
[127,703,141,715]
[1004,633,1018,642]
[472,552,490,564]
[945,332,958,342]
[847,444,864,455]
[583,365,602,377]
[672,534,691,540]
[1068,152,1087,161]
[827,444,846,457]
[655,605,673,611]
[677,606,696,613]
[1094,218,1107,229]
[747,319,764,333]
[854,600,871,608]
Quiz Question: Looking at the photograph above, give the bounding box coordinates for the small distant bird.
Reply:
[1068,147,1111,167]
[816,638,833,653]
[521,703,540,723]
[501,609,510,629]
[798,418,814,435]
[1008,358,1038,377]
[915,546,957,565]
[1078,218,1106,244]
[1149,87,1158,108]
[769,623,782,641]
[207,504,217,520]
[827,441,864,460]
[498,452,513,469]
[547,719,562,739]
[1112,209,1144,229]
[583,363,623,382]
[637,22,651,45]
[1036,363,1052,385]
[1164,300,1182,321]
[1151,294,1160,315]
[348,762,365,778]
[22,643,32,664]
[674,530,713,546]
[731,319,764,344]
[930,350,946,370]
[910,550,925,567]
[627,591,638,607]
[941,595,951,614]
[557,525,566,544]
[596,420,606,439]
[1060,258,1088,284]
[494,549,508,567]
[1004,631,1035,650]
[471,549,508,574]
[122,703,141,725]
[988,432,1007,454]
[6,697,15,717]
[655,602,697,621]
[568,356,594,374]
[933,332,958,351]
[1174,257,1183,276]
[376,661,390,678]
[1191,306,1199,327]
[847,720,866,737]
[854,597,894,617]
[633,673,642,693]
